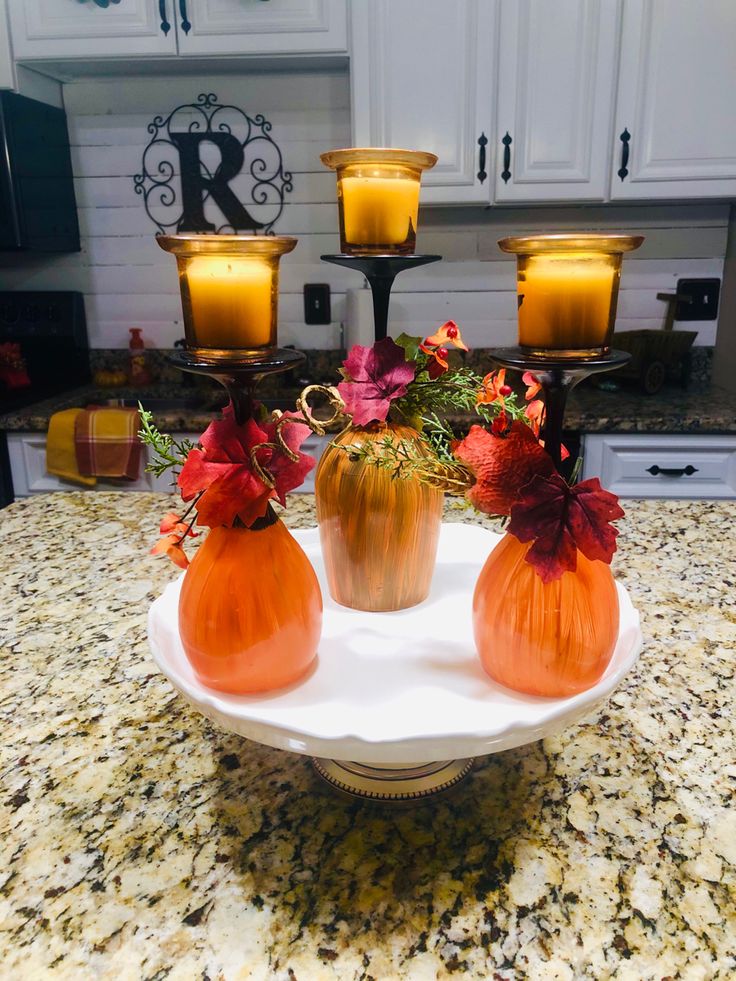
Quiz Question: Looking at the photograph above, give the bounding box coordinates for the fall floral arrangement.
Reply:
[140,403,315,569]
[299,322,625,584]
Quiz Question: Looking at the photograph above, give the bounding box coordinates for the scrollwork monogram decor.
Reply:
[133,93,293,235]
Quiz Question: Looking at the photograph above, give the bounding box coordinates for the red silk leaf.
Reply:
[178,404,315,528]
[507,473,625,582]
[453,421,555,516]
[337,338,415,425]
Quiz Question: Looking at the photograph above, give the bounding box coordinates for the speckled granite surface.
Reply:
[1,493,734,979]
[2,380,736,437]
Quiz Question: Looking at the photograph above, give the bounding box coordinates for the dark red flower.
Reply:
[507,474,625,583]
[337,338,415,425]
[427,347,450,379]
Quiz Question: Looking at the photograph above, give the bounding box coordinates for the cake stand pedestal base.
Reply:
[312,758,474,801]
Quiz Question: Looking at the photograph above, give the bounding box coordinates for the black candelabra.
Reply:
[168,348,306,425]
[321,253,442,341]
[488,348,631,471]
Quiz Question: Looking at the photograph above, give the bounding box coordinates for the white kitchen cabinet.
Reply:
[6,430,328,498]
[581,433,736,499]
[174,0,347,57]
[610,0,736,200]
[6,431,159,496]
[7,0,346,63]
[7,0,178,60]
[350,0,497,204]
[494,0,620,202]
[0,0,14,88]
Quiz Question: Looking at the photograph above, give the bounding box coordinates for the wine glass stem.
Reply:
[366,272,397,341]
[540,378,569,471]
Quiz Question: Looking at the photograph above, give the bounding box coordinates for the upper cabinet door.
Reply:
[174,0,347,56]
[611,0,736,199]
[350,0,497,204]
[0,0,14,87]
[8,0,177,59]
[495,0,620,202]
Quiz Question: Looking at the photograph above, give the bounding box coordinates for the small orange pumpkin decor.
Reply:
[145,401,322,694]
[179,519,321,693]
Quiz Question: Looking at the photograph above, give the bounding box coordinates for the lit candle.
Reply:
[517,253,618,353]
[498,234,644,358]
[339,175,420,250]
[321,149,437,256]
[184,255,275,351]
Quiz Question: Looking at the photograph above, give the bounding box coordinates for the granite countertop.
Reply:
[1,492,734,979]
[2,380,736,436]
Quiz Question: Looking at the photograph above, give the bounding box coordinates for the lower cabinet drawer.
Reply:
[581,434,736,499]
[7,432,155,496]
[7,430,332,498]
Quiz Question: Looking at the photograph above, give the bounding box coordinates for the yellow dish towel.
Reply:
[46,409,97,487]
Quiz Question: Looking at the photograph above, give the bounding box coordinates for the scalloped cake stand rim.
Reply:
[148,523,642,795]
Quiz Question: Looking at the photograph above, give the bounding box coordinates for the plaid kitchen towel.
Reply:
[74,407,142,480]
[46,409,97,487]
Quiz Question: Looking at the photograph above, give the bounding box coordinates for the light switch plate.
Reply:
[676,278,720,321]
[304,283,331,325]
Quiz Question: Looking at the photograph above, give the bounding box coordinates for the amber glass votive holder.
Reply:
[157,234,297,360]
[498,234,644,358]
[321,148,437,256]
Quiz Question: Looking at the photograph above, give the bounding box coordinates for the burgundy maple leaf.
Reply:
[507,473,625,583]
[337,338,415,425]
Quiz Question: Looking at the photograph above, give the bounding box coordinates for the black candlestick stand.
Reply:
[489,348,631,471]
[168,348,306,425]
[321,254,441,341]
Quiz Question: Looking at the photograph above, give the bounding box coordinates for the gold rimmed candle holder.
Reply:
[498,233,644,360]
[157,234,297,361]
[492,233,644,470]
[321,148,437,256]
[158,233,303,424]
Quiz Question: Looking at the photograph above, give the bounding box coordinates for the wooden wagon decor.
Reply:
[612,291,697,394]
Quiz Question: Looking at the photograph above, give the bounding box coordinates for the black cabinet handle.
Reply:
[646,464,698,477]
[158,0,170,35]
[501,132,512,184]
[477,133,488,184]
[618,128,631,181]
[179,0,191,34]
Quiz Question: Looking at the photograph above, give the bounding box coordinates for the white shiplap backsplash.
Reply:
[0,70,727,350]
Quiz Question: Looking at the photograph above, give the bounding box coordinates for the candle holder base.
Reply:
[168,348,306,424]
[488,347,631,377]
[489,347,631,470]
[321,253,441,341]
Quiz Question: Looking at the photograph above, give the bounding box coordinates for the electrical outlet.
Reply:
[675,278,720,321]
[304,283,331,325]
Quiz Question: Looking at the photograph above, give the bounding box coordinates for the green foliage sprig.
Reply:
[137,404,196,479]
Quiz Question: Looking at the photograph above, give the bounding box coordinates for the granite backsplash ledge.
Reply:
[2,347,732,435]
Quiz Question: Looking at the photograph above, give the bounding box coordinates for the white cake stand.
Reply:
[148,524,642,801]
